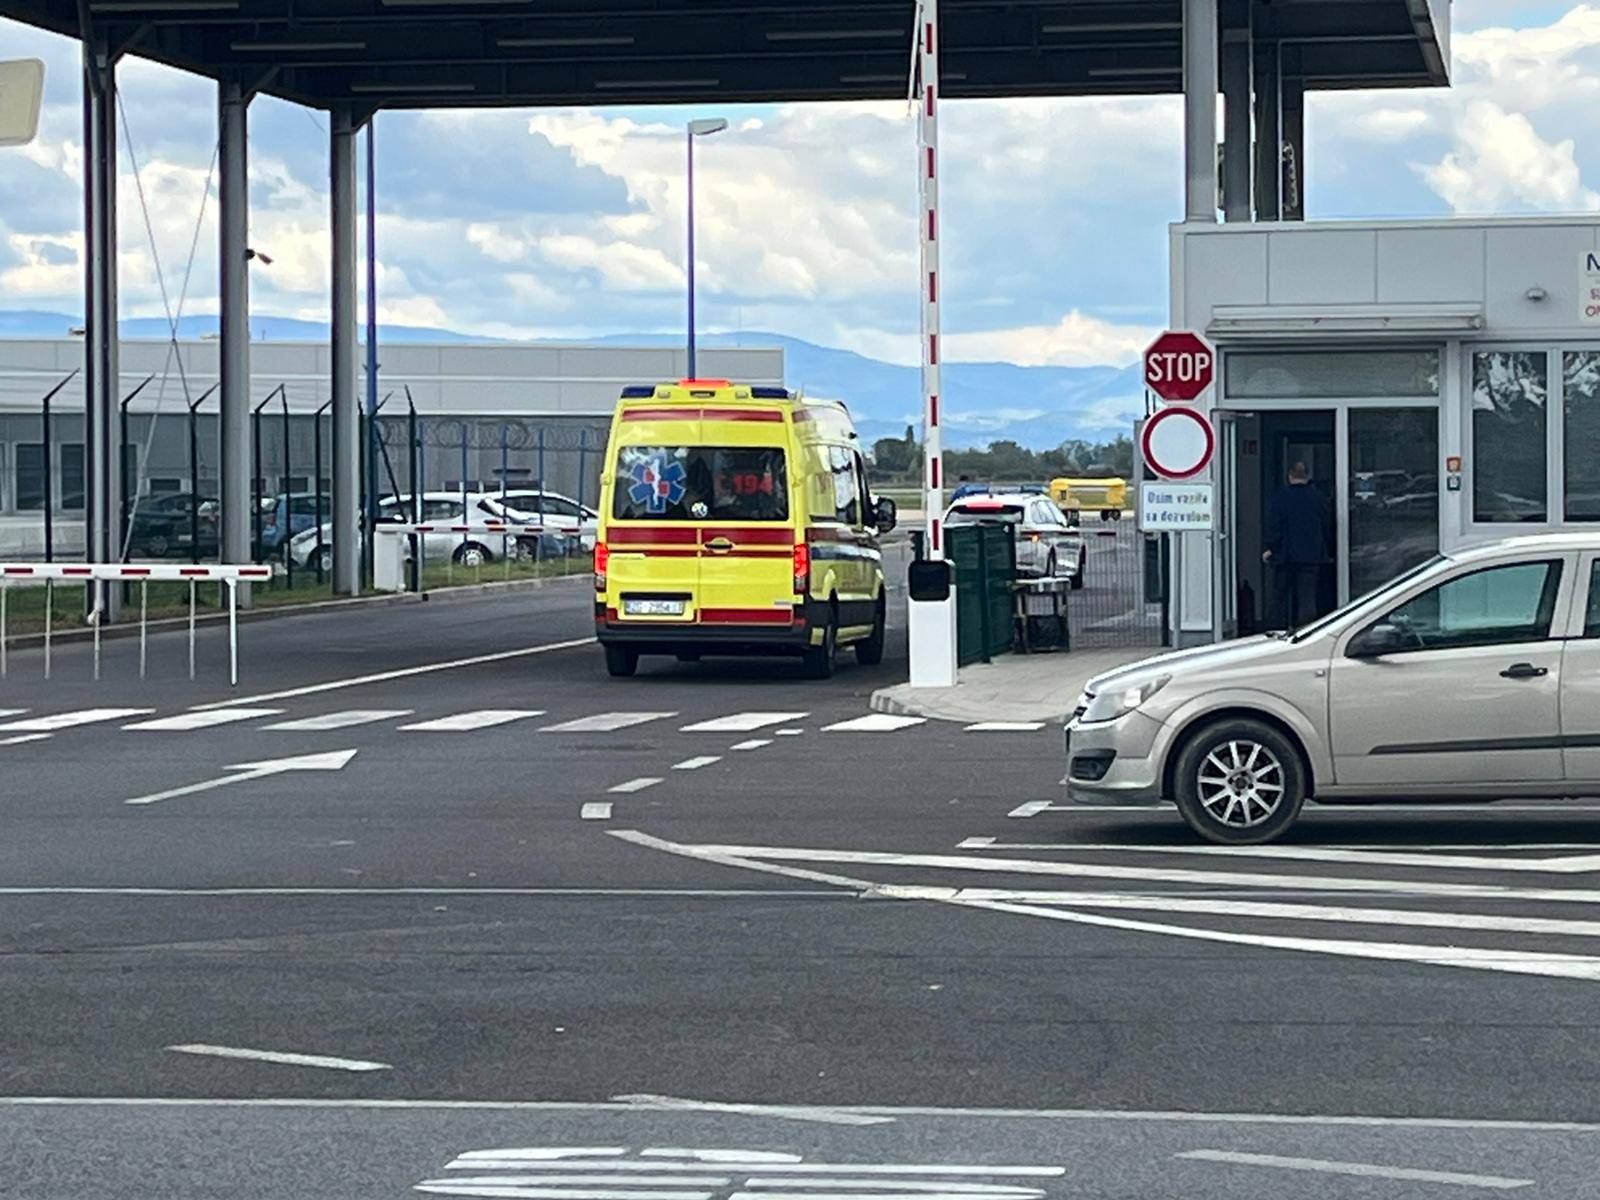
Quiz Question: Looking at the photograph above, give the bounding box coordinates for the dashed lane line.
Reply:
[730,739,771,751]
[965,721,1046,731]
[262,709,413,731]
[542,712,677,733]
[608,777,663,794]
[1174,1149,1531,1190]
[822,714,926,732]
[397,709,546,732]
[0,733,51,746]
[123,708,283,731]
[0,707,154,732]
[581,802,614,821]
[672,756,722,771]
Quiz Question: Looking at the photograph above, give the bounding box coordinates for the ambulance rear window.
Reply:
[613,446,788,521]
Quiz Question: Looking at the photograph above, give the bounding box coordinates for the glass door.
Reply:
[1345,407,1440,600]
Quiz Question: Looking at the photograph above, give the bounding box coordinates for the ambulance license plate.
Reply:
[624,598,685,616]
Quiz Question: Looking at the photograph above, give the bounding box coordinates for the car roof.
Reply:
[1446,532,1600,564]
[949,492,1048,508]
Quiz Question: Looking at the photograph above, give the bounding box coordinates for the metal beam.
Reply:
[330,107,360,597]
[1220,6,1251,223]
[1281,69,1306,220]
[1253,35,1282,220]
[82,33,121,618]
[1182,0,1218,224]
[218,76,252,600]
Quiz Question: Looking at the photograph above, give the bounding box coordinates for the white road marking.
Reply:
[964,722,1046,731]
[1008,801,1059,818]
[437,1176,731,1187]
[730,739,772,751]
[743,1184,1042,1194]
[608,832,1600,983]
[542,712,677,733]
[774,729,805,736]
[262,709,411,731]
[1174,1149,1532,1190]
[822,715,926,732]
[950,889,1600,939]
[165,1043,391,1072]
[0,733,51,746]
[0,707,154,731]
[957,838,997,849]
[681,843,1600,905]
[398,709,546,732]
[190,636,596,710]
[418,1186,712,1199]
[0,887,850,898]
[611,1093,891,1126]
[608,777,663,794]
[125,749,358,807]
[971,841,1600,853]
[681,712,808,733]
[123,708,283,731]
[1010,842,1600,875]
[9,1096,1600,1132]
[581,803,614,821]
[672,756,722,771]
[731,1192,1037,1200]
[0,709,26,717]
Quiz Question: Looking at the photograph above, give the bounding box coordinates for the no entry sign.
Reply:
[1144,330,1215,402]
[1141,405,1214,479]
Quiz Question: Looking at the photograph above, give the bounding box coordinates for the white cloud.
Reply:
[1418,100,1600,212]
[944,311,1156,368]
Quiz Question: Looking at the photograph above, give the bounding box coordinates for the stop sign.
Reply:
[1144,330,1215,402]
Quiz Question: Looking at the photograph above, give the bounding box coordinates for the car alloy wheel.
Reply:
[1195,739,1285,829]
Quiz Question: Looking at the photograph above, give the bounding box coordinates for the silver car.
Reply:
[1065,533,1600,843]
[943,492,1086,587]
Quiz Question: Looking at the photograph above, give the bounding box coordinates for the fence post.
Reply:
[500,423,510,575]
[280,387,294,589]
[1,582,7,678]
[314,398,331,583]
[36,370,78,565]
[577,428,588,513]
[187,385,217,565]
[43,579,52,679]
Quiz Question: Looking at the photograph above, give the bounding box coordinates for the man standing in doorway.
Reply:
[1262,461,1327,631]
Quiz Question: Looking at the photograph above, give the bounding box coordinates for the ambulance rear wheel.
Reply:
[855,597,886,666]
[803,606,838,679]
[604,644,639,677]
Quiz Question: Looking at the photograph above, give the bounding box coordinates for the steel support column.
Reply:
[1183,0,1220,223]
[330,108,360,596]
[1254,38,1283,220]
[1220,10,1252,223]
[218,78,252,598]
[82,36,120,619]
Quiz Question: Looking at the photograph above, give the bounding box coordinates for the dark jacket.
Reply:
[1265,482,1328,564]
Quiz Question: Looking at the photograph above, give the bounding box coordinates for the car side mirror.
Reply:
[874,496,898,533]
[1349,622,1407,658]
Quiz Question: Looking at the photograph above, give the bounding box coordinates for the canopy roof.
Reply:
[6,0,1449,109]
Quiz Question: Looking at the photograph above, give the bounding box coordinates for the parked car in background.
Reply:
[287,492,579,572]
[127,491,218,558]
[1051,475,1128,521]
[943,491,1085,587]
[477,489,598,549]
[256,492,325,556]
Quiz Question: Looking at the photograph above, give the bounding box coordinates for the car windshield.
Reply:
[1288,554,1445,641]
[947,503,1025,525]
[611,445,788,521]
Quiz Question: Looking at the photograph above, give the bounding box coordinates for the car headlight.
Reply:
[1082,675,1170,723]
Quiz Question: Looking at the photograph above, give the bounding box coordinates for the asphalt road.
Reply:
[5,564,1600,1197]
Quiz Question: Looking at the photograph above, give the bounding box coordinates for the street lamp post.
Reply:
[686,117,727,379]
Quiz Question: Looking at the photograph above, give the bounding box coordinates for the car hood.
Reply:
[1086,634,1291,695]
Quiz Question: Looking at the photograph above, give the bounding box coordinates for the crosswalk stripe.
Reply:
[581,802,614,820]
[399,710,547,732]
[0,707,154,732]
[123,708,284,731]
[681,712,808,733]
[965,721,1045,732]
[262,709,412,731]
[541,712,676,733]
[609,777,662,794]
[822,714,926,732]
[0,733,50,746]
[730,739,771,751]
[0,709,26,718]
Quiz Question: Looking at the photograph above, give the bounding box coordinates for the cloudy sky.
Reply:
[1,1,1596,368]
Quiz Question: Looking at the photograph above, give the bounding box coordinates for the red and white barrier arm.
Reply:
[0,563,272,582]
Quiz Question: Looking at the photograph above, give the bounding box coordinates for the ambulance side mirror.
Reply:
[874,496,898,533]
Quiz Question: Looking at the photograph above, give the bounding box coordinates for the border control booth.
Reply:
[1169,217,1600,646]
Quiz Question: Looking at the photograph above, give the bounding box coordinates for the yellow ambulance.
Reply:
[595,380,896,678]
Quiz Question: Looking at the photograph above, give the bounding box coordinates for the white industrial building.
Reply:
[0,337,782,557]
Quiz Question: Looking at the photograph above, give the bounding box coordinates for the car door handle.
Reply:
[703,537,734,553]
[1500,662,1549,679]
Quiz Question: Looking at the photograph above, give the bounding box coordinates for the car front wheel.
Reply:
[1172,718,1306,844]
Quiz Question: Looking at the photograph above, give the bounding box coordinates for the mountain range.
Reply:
[0,310,1143,450]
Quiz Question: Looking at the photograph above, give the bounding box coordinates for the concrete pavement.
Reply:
[6,577,1600,1196]
[869,646,1151,723]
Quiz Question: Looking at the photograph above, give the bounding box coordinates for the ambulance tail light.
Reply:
[594,541,609,591]
[793,543,810,596]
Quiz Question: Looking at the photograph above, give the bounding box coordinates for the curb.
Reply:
[868,683,1074,726]
[0,570,588,651]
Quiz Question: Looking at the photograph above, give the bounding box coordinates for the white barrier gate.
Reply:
[0,562,272,685]
[373,522,542,592]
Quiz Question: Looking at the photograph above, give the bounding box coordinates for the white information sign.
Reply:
[1140,482,1214,531]
[1582,251,1600,325]
[0,60,44,149]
